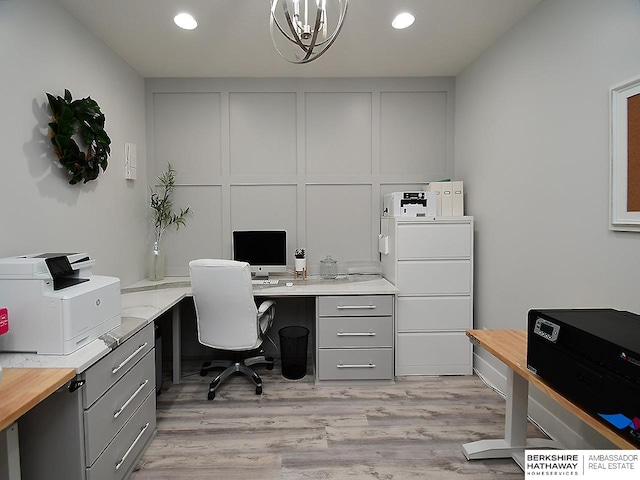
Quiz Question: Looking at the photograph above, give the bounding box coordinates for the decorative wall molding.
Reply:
[145,77,455,275]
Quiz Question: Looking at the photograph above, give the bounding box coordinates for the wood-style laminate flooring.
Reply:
[131,359,545,479]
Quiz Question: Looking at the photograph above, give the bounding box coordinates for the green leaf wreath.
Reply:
[46,89,111,185]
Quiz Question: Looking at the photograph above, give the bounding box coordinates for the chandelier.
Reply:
[269,0,349,64]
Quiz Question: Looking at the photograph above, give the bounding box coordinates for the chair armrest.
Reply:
[257,299,276,336]
[257,299,276,318]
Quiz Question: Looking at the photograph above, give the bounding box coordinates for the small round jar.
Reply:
[319,255,338,279]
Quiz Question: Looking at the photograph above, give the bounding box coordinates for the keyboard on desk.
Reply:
[251,279,280,285]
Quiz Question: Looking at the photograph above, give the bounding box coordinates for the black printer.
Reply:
[527,308,640,447]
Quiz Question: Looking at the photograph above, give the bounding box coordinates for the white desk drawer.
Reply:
[83,323,154,408]
[318,295,393,317]
[397,222,471,259]
[397,296,471,332]
[84,349,155,466]
[86,390,156,480]
[318,316,393,348]
[397,261,471,295]
[318,348,393,380]
[396,332,472,376]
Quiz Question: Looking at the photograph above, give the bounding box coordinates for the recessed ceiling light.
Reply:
[174,12,197,30]
[392,12,415,30]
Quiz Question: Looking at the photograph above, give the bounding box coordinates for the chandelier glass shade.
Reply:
[269,0,348,64]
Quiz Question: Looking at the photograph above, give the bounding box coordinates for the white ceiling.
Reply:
[57,0,542,78]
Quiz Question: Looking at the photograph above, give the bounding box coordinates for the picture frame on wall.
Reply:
[610,74,640,231]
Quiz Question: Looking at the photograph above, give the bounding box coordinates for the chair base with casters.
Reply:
[200,350,274,400]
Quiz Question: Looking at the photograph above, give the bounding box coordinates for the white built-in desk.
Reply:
[120,275,398,384]
[0,275,395,479]
[0,275,396,384]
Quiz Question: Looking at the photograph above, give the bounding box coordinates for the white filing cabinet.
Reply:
[316,295,394,383]
[18,323,156,480]
[380,217,474,376]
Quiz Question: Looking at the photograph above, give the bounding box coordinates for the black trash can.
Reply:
[279,326,309,380]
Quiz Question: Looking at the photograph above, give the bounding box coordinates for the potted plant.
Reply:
[149,163,191,280]
[294,248,306,279]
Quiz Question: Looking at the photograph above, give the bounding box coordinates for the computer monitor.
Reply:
[232,230,287,278]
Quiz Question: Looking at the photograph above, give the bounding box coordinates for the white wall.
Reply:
[145,77,455,276]
[455,0,640,448]
[0,0,147,286]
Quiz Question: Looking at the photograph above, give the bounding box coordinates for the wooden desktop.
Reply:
[0,367,76,479]
[462,329,636,470]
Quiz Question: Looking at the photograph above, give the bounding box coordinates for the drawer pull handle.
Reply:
[115,422,150,471]
[114,379,149,419]
[336,305,376,310]
[336,332,376,336]
[337,363,376,369]
[112,343,148,374]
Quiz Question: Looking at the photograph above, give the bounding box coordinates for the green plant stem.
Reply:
[150,163,191,244]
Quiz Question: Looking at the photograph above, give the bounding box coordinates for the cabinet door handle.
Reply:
[336,332,376,336]
[336,305,376,310]
[115,422,150,470]
[112,342,148,374]
[336,363,376,368]
[114,379,149,419]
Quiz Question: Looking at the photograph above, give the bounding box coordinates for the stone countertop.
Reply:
[251,275,398,296]
[0,274,396,373]
[0,281,191,373]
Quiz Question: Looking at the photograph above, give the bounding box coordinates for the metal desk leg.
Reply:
[463,369,530,464]
[505,368,529,448]
[172,304,181,384]
[0,423,21,480]
[462,368,560,469]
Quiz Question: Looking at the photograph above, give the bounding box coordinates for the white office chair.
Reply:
[189,259,275,400]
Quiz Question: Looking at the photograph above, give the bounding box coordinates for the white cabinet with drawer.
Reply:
[18,323,156,480]
[316,295,394,383]
[381,216,474,376]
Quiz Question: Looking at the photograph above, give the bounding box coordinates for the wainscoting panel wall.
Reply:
[152,92,222,182]
[230,184,298,239]
[306,184,373,264]
[229,92,297,176]
[305,92,373,175]
[159,185,224,271]
[380,91,448,175]
[145,77,455,276]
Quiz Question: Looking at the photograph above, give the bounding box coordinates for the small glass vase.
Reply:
[148,241,165,281]
[320,255,338,279]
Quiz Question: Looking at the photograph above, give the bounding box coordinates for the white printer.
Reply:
[383,191,436,217]
[0,253,121,355]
